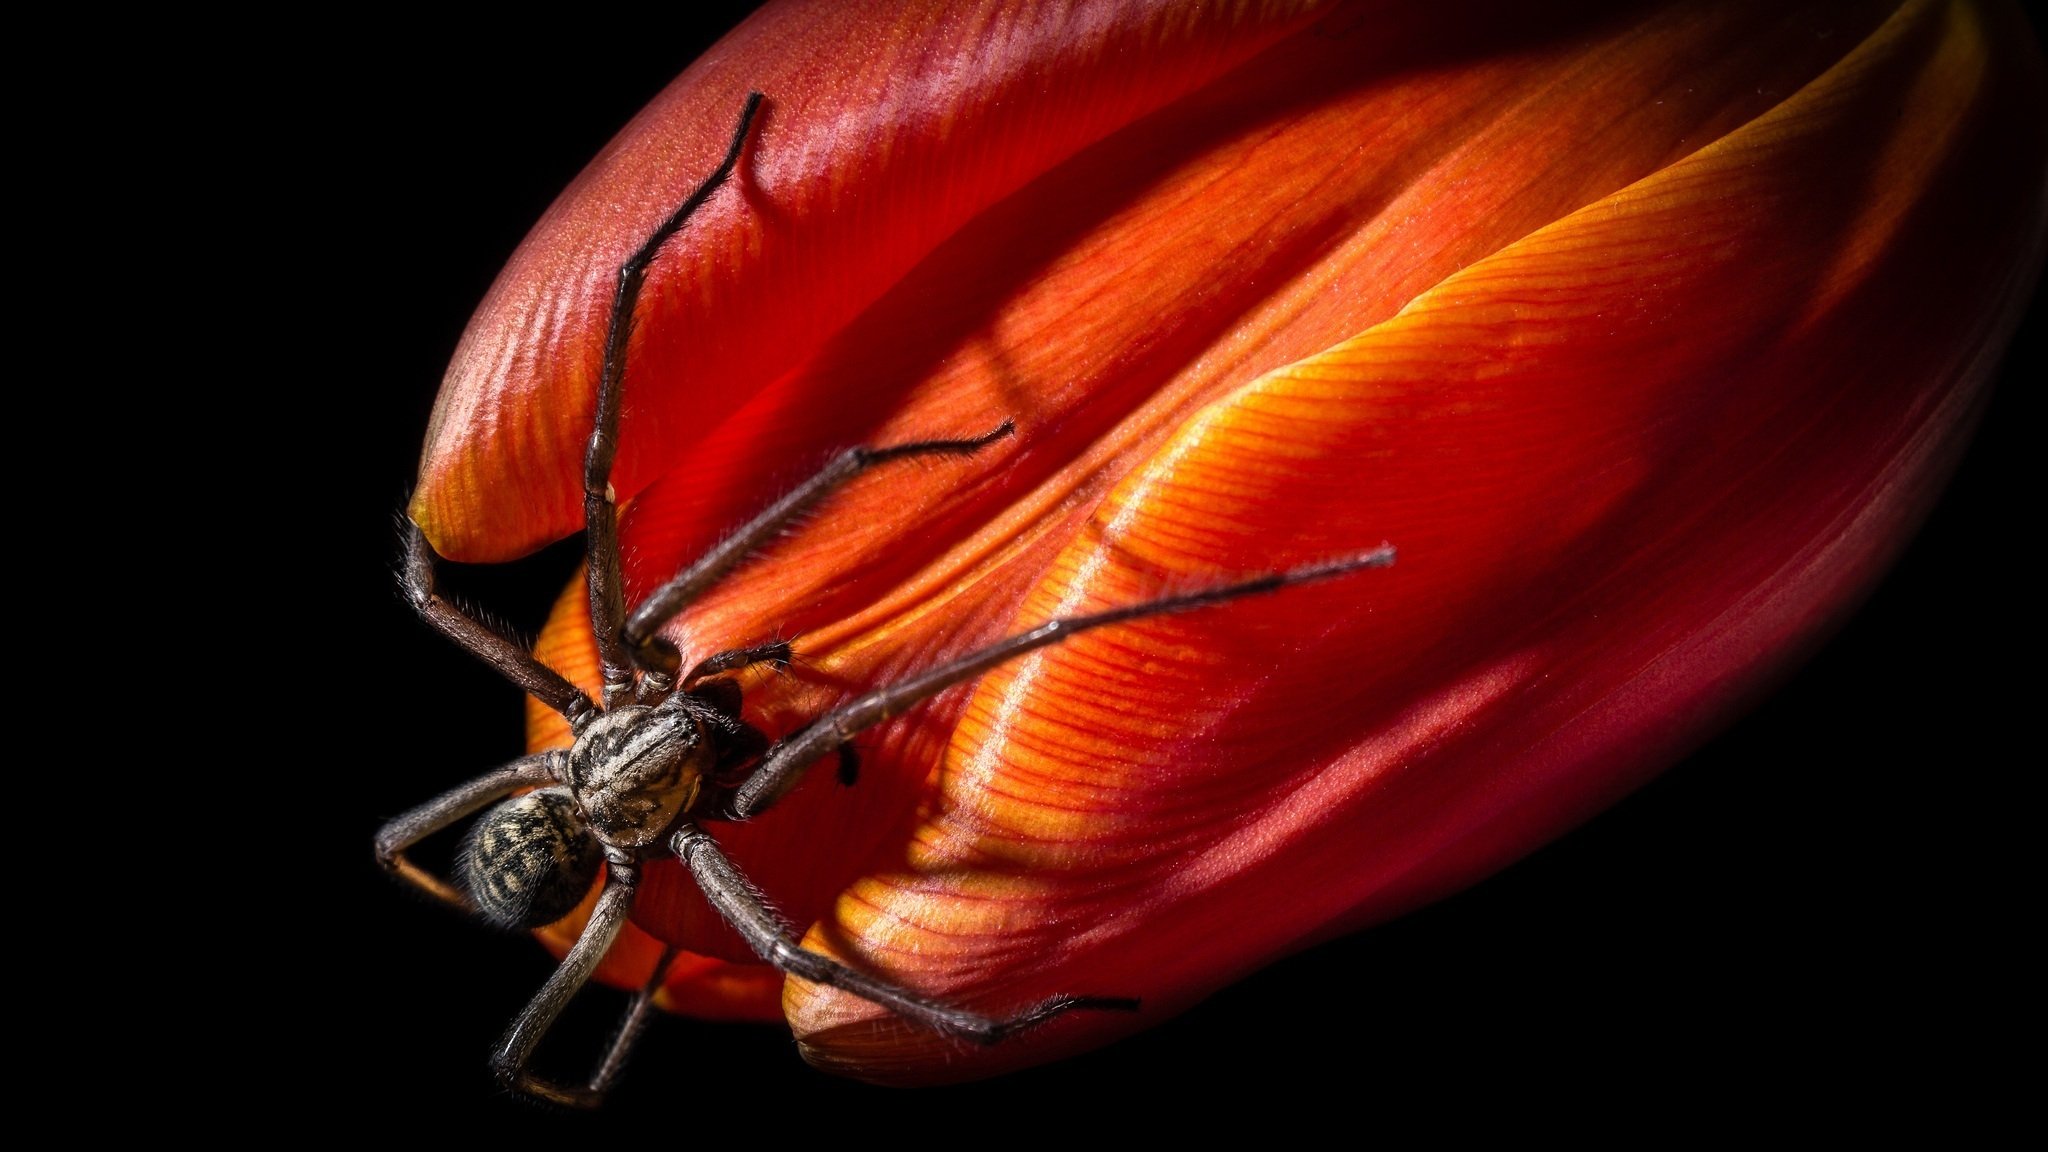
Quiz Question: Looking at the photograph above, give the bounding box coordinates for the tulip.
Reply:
[404,0,2047,1086]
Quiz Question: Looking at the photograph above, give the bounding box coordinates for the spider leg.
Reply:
[374,752,565,912]
[582,942,683,1104]
[635,638,794,705]
[402,523,596,724]
[491,860,642,1109]
[621,420,1016,681]
[727,546,1396,820]
[671,821,1137,1043]
[681,638,793,687]
[586,92,764,709]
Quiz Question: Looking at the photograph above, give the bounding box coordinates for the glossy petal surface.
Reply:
[409,0,2047,1083]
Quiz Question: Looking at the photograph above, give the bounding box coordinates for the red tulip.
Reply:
[404,0,2047,1085]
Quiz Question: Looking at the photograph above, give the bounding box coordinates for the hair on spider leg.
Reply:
[390,508,587,653]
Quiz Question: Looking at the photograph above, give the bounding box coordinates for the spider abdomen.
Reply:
[461,788,601,930]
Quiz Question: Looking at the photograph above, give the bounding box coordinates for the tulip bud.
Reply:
[402,0,2046,1090]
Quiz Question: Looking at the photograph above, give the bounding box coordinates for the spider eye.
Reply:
[460,789,602,930]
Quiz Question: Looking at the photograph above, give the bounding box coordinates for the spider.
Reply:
[376,91,1396,1107]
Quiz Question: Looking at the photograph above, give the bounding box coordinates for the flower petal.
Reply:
[778,0,2046,1079]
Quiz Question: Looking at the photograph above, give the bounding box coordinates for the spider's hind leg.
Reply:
[374,751,565,912]
[670,821,1138,1043]
[489,864,652,1110]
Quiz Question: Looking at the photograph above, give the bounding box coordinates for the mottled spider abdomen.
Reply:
[461,790,601,930]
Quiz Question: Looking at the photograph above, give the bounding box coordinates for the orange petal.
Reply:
[775,0,2046,1078]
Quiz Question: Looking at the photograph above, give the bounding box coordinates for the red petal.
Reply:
[410,0,1327,561]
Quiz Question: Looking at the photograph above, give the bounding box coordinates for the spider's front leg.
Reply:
[573,87,1013,700]
[726,548,1399,819]
[610,419,1019,690]
[583,92,765,706]
[400,522,597,724]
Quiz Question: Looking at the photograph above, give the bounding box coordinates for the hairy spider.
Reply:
[376,91,1395,1108]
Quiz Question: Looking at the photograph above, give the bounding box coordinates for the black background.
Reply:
[306,4,2039,1135]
